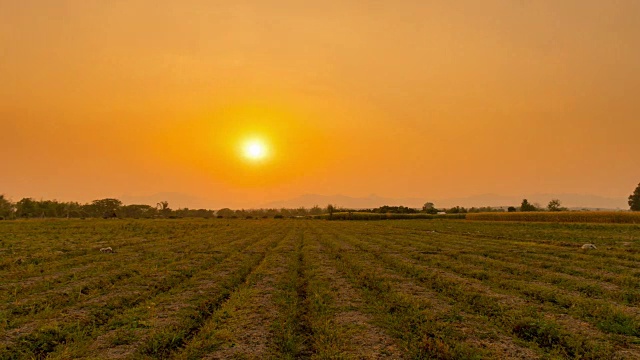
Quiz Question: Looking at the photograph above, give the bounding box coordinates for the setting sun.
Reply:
[3,2,640,358]
[242,139,269,161]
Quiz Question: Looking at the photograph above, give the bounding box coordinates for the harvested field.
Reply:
[466,211,640,224]
[1,219,639,359]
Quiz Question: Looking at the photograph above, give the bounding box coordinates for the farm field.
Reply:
[1,219,639,359]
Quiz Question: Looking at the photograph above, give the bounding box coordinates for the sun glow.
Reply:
[242,139,268,161]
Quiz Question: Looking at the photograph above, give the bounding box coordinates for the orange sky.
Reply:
[1,1,639,208]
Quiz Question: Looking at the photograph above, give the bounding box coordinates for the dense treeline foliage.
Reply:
[0,195,328,219]
[0,197,205,219]
[0,195,568,221]
[358,205,504,215]
[372,205,505,214]
[2,184,638,220]
[371,205,419,214]
[0,194,505,220]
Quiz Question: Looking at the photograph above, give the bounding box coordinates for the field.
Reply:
[1,219,640,359]
[318,211,640,223]
[466,212,640,224]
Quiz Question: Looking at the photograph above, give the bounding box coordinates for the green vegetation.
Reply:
[547,199,568,212]
[1,219,639,359]
[4,191,638,223]
[0,196,323,220]
[630,183,640,211]
[520,199,539,212]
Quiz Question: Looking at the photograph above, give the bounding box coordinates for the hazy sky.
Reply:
[2,1,639,208]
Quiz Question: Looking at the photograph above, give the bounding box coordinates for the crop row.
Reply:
[2,219,639,359]
[467,211,640,224]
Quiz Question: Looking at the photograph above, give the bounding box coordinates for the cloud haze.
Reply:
[2,1,639,207]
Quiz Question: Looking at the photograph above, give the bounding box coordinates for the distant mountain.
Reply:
[263,193,628,210]
[434,193,628,209]
[119,191,628,211]
[263,194,424,209]
[120,192,214,209]
[522,193,628,210]
[435,194,519,208]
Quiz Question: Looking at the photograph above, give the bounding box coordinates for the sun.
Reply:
[242,139,268,161]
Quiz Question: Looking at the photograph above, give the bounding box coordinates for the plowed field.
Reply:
[1,219,639,359]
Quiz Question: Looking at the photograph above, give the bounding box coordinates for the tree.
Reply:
[446,206,467,214]
[422,202,437,214]
[520,199,537,212]
[16,198,39,218]
[629,183,640,211]
[157,201,171,217]
[121,204,155,218]
[309,205,323,216]
[507,206,517,212]
[374,205,418,214]
[280,208,292,218]
[0,195,14,219]
[216,208,235,218]
[89,198,123,218]
[157,201,169,211]
[326,204,336,219]
[547,199,567,212]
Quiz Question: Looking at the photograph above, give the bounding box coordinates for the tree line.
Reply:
[0,196,329,220]
[2,182,639,219]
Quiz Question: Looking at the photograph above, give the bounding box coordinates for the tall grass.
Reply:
[466,211,640,224]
